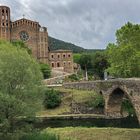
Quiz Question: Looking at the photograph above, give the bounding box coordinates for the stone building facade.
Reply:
[0,5,73,73]
[49,50,73,73]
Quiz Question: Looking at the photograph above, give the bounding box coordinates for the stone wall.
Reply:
[63,78,140,124]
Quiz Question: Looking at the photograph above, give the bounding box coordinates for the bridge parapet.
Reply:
[64,78,140,94]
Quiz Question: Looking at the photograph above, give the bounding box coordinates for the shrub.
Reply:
[87,93,105,108]
[43,89,61,109]
[121,99,135,116]
[68,74,80,81]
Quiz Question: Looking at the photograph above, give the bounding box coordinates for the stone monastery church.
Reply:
[0,5,73,73]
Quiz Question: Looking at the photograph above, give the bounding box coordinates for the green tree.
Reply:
[106,22,140,78]
[116,22,140,49]
[92,52,109,79]
[79,54,93,80]
[0,93,28,134]
[107,43,140,77]
[40,63,51,79]
[73,53,81,63]
[0,41,43,134]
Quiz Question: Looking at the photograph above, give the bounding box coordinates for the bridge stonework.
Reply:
[63,78,140,124]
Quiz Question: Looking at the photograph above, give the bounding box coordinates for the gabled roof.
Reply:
[12,18,40,25]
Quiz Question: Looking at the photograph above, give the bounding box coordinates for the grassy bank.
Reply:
[44,127,140,140]
[38,87,100,116]
[37,87,136,118]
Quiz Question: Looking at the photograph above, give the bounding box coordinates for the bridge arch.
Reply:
[105,86,136,118]
[63,79,140,124]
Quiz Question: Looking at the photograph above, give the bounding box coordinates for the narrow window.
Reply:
[2,9,4,14]
[52,63,54,68]
[57,62,60,67]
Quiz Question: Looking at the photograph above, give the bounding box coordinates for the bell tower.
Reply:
[0,6,11,41]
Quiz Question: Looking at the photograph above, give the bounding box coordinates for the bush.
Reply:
[68,74,80,81]
[43,89,61,109]
[20,132,60,140]
[40,63,51,79]
[87,93,105,108]
[121,99,135,116]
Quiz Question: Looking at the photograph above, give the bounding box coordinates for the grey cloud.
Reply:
[1,0,140,49]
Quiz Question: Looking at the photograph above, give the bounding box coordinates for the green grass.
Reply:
[20,133,60,140]
[0,133,60,140]
[44,127,140,140]
[2,127,139,140]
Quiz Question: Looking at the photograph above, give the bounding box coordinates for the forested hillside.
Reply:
[48,36,102,53]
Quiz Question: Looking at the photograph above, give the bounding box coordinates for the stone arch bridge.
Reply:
[63,78,140,124]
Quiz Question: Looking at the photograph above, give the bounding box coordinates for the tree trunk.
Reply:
[85,66,88,81]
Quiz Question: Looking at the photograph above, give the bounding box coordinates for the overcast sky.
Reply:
[1,0,140,49]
